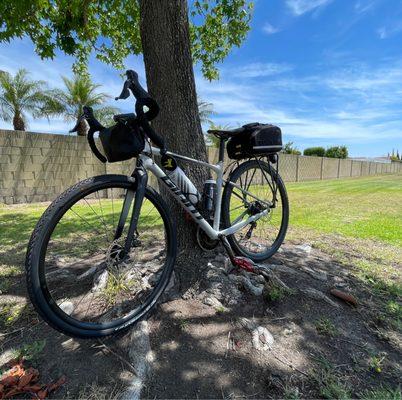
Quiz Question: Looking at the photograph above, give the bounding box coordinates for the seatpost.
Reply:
[218,137,226,163]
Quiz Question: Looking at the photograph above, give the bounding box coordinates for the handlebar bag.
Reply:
[227,123,282,160]
[99,120,145,163]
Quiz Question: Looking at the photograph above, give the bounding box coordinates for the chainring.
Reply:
[196,226,219,251]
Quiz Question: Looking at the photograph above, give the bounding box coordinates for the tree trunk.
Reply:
[139,0,209,290]
[76,119,88,136]
[13,112,25,131]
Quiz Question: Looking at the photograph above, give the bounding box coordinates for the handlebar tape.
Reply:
[125,70,166,151]
[83,106,107,163]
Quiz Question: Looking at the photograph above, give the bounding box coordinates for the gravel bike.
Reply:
[26,70,289,338]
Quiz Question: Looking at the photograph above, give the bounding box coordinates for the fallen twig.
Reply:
[0,327,25,337]
[272,352,309,378]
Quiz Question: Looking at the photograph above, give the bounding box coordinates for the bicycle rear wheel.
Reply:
[26,174,176,338]
[221,159,289,262]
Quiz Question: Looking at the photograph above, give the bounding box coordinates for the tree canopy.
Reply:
[0,0,253,80]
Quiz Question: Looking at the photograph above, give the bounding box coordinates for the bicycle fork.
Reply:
[113,166,148,259]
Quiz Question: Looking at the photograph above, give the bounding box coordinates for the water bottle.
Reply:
[161,155,200,204]
[202,179,216,220]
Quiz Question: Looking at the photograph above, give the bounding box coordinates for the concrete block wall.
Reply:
[0,130,401,204]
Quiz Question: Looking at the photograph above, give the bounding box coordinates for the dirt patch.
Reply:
[143,242,401,399]
[1,237,401,398]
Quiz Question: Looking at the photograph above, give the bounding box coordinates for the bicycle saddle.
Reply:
[207,123,260,138]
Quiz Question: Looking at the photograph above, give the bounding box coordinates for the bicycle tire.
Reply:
[26,174,176,338]
[221,159,289,262]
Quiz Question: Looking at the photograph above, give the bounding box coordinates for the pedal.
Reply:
[232,256,257,273]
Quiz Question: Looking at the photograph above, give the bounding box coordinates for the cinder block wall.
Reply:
[0,130,401,205]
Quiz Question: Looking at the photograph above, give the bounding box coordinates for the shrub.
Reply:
[283,141,301,155]
[325,146,348,159]
[303,147,325,157]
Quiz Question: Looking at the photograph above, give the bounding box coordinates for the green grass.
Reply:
[286,174,402,246]
[315,317,339,337]
[361,385,401,400]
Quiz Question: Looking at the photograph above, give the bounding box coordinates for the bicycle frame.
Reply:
[137,142,271,241]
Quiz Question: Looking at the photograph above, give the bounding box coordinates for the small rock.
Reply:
[92,270,108,292]
[249,274,266,285]
[148,271,162,286]
[252,326,274,351]
[59,301,74,315]
[295,244,312,254]
[283,322,297,336]
[61,338,80,351]
[203,296,224,309]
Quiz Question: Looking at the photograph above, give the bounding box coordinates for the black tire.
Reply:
[221,159,289,262]
[26,175,176,338]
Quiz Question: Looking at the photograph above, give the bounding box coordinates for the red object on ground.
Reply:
[330,288,358,306]
[0,359,65,399]
[232,257,256,273]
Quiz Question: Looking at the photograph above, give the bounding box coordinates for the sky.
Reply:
[1,0,402,157]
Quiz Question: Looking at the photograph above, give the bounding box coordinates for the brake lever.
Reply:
[115,80,131,100]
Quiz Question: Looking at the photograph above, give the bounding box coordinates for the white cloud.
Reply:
[235,62,293,78]
[377,21,402,39]
[196,58,402,154]
[286,0,333,16]
[262,23,280,35]
[354,0,376,14]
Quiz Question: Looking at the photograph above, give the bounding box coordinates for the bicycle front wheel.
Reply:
[26,174,176,338]
[221,159,289,262]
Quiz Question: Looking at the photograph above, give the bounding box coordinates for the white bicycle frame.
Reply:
[139,144,271,241]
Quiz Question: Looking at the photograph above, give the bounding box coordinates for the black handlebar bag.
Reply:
[99,121,145,163]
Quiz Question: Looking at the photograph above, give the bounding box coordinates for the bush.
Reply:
[303,147,325,157]
[283,141,301,155]
[325,146,348,159]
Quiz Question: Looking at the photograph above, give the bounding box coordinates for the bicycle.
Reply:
[25,70,289,338]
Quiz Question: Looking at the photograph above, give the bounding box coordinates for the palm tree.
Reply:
[0,69,53,131]
[206,123,233,148]
[198,99,215,125]
[46,75,119,136]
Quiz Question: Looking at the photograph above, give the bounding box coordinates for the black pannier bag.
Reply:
[99,120,145,163]
[227,123,282,160]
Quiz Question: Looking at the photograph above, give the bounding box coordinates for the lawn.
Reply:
[287,174,402,246]
[0,174,401,249]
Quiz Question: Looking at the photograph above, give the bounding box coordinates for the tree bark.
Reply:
[139,0,209,290]
[13,112,25,131]
[76,118,88,136]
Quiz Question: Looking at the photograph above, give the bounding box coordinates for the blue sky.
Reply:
[1,0,402,156]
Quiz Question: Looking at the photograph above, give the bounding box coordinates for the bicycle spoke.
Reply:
[41,184,171,328]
